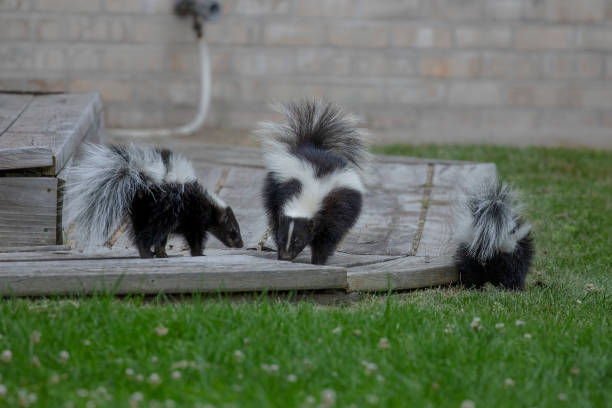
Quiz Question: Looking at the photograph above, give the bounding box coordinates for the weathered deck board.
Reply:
[0,177,58,246]
[0,93,33,136]
[0,93,103,174]
[0,255,347,296]
[347,256,456,291]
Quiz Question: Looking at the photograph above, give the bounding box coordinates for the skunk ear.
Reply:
[225,207,235,220]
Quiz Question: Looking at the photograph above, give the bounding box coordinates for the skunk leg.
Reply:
[184,231,206,257]
[154,235,169,258]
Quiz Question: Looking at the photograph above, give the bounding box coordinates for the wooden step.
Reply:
[0,92,103,246]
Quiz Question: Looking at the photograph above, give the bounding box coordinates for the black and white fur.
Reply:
[66,143,243,258]
[453,177,534,290]
[258,101,369,265]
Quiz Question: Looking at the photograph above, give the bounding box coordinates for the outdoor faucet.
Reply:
[174,0,221,38]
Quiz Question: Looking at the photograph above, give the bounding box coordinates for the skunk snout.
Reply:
[232,237,244,248]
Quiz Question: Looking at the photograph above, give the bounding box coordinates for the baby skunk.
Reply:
[257,100,369,265]
[453,177,534,290]
[66,143,243,258]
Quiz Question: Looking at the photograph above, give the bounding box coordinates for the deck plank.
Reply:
[0,93,102,173]
[0,255,347,296]
[0,177,58,246]
[0,94,33,136]
[347,256,456,291]
[416,163,497,257]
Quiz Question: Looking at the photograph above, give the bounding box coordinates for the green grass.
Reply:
[1,145,610,408]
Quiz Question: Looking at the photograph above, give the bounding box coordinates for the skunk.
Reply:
[453,177,534,290]
[257,100,369,265]
[66,143,243,258]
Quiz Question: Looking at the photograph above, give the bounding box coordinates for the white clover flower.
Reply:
[232,350,245,363]
[470,317,482,330]
[1,350,12,363]
[366,394,379,405]
[0,384,6,398]
[165,400,176,408]
[135,374,144,383]
[49,373,60,385]
[558,393,568,401]
[515,320,526,326]
[376,374,385,383]
[85,400,95,408]
[361,360,378,376]
[155,326,169,336]
[352,329,362,336]
[495,323,505,330]
[576,299,582,304]
[77,389,89,398]
[287,374,298,383]
[321,388,336,406]
[151,356,159,364]
[261,364,279,375]
[524,333,532,339]
[83,339,91,346]
[378,337,391,349]
[332,326,342,335]
[30,331,41,344]
[243,337,251,344]
[31,356,40,367]
[59,350,70,363]
[460,400,476,408]
[171,371,181,380]
[126,368,135,377]
[148,373,162,387]
[504,378,515,387]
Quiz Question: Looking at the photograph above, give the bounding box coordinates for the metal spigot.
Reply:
[174,0,221,38]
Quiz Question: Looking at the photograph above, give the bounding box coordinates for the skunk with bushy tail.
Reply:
[66,143,243,258]
[453,176,534,290]
[257,100,370,265]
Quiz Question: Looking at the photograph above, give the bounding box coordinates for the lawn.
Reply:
[1,145,610,408]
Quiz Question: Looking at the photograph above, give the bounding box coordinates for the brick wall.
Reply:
[1,0,611,147]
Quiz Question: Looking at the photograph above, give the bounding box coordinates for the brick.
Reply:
[607,57,612,80]
[206,19,260,45]
[0,16,29,40]
[455,27,512,48]
[481,52,540,79]
[514,27,575,50]
[293,49,352,76]
[32,46,65,70]
[233,0,290,15]
[392,25,452,48]
[68,16,109,41]
[0,0,33,10]
[419,108,483,130]
[538,111,600,130]
[66,45,102,71]
[262,22,325,46]
[34,17,65,40]
[448,82,503,106]
[578,28,612,51]
[581,87,612,108]
[328,24,389,48]
[128,19,193,43]
[506,85,582,108]
[541,54,603,79]
[422,0,484,20]
[524,0,606,23]
[35,0,101,12]
[484,0,522,20]
[166,46,200,74]
[102,45,166,72]
[132,80,198,106]
[366,108,419,130]
[0,44,32,70]
[297,0,421,18]
[69,79,132,102]
[230,51,296,76]
[385,80,446,105]
[105,0,172,14]
[419,54,481,78]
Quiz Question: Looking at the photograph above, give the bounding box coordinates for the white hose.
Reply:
[107,39,211,138]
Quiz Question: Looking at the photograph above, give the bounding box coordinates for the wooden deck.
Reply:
[0,91,496,296]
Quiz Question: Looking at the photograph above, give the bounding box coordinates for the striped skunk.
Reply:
[453,177,534,290]
[66,143,243,258]
[257,100,369,265]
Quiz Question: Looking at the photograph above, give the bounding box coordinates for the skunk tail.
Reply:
[453,176,534,289]
[455,177,531,262]
[256,100,370,169]
[65,143,164,246]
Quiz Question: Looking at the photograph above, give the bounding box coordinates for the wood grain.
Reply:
[0,177,58,246]
[0,92,103,173]
[0,255,347,296]
[0,93,33,136]
[347,256,457,291]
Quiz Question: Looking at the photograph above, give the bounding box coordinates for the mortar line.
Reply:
[409,163,435,256]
